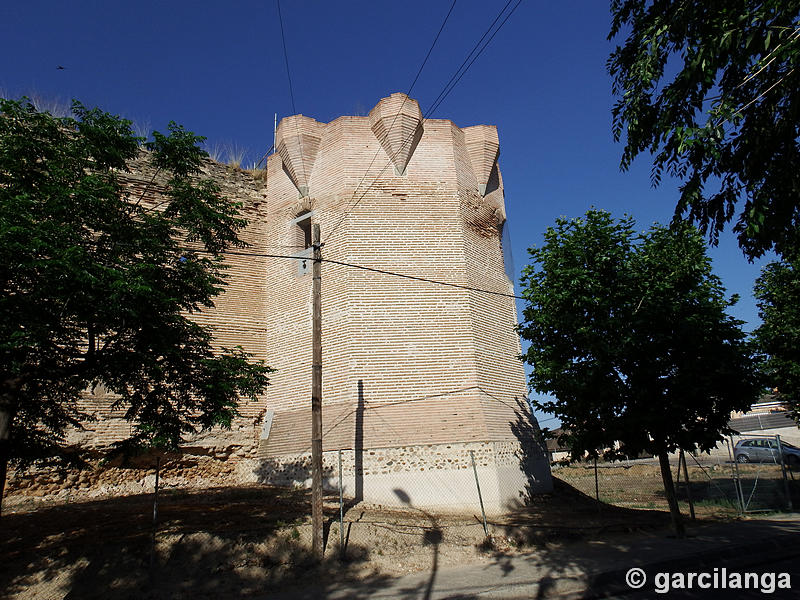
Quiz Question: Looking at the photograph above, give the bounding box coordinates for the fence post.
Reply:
[338,449,345,558]
[469,450,488,537]
[594,457,600,510]
[680,450,695,520]
[776,435,793,512]
[728,436,745,514]
[149,456,160,577]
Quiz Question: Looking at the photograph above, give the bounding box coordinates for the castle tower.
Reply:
[255,93,552,512]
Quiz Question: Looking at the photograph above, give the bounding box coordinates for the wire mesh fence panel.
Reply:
[553,461,671,510]
[681,451,742,516]
[729,433,797,513]
[549,438,800,519]
[553,456,735,518]
[325,443,524,562]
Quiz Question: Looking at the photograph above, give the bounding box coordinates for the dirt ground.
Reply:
[555,461,800,516]
[0,475,686,600]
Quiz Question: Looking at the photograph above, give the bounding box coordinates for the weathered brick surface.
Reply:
[70,93,552,504]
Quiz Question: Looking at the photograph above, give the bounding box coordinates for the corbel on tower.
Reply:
[463,125,499,197]
[368,93,424,176]
[276,115,324,198]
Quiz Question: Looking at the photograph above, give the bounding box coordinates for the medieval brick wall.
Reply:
[72,93,552,504]
[68,158,272,456]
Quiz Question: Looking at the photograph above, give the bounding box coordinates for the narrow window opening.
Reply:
[295,211,312,249]
[291,210,314,277]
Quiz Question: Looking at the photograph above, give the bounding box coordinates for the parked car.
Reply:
[733,438,800,465]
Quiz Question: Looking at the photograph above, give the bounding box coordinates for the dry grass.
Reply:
[555,461,799,517]
[204,142,248,168]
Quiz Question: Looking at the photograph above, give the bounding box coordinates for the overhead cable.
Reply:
[329,0,459,244]
[324,0,524,246]
[189,248,525,300]
[276,0,309,191]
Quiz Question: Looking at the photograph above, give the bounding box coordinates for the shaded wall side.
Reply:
[450,129,529,443]
[72,155,271,451]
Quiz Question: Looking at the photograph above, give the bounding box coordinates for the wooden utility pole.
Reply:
[311,223,323,559]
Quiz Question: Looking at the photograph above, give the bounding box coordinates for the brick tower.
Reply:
[253,93,552,512]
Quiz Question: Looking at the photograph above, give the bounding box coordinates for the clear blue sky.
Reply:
[1,1,770,426]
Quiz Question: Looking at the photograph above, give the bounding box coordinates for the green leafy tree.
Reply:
[0,98,272,503]
[754,255,800,419]
[608,1,800,259]
[520,210,759,536]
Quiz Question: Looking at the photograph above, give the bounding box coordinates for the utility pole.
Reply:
[311,223,323,559]
[273,113,277,155]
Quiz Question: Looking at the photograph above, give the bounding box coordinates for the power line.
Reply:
[347,0,457,204]
[276,0,309,192]
[407,0,459,97]
[190,248,525,300]
[425,0,516,119]
[327,0,459,245]
[276,0,297,116]
[426,0,523,118]
[321,256,523,299]
[324,0,524,246]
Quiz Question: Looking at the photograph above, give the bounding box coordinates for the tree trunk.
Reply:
[0,399,14,517]
[658,450,685,538]
[0,376,21,518]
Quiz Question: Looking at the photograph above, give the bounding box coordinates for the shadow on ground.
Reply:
[1,485,390,600]
[5,475,763,600]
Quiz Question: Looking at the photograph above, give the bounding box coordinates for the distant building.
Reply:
[729,398,796,434]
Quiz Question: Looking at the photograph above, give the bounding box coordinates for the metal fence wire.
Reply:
[552,433,800,518]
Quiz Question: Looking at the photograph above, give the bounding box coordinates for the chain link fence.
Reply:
[1,438,666,599]
[553,433,800,519]
[1,444,538,598]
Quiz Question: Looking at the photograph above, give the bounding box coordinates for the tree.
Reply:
[608,1,800,259]
[0,98,272,503]
[754,255,800,419]
[519,210,759,535]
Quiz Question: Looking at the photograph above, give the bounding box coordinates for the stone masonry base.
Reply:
[254,440,553,515]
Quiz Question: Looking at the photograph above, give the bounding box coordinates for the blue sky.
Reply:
[1,1,770,425]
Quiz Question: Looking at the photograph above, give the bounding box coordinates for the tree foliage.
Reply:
[520,210,759,458]
[754,255,800,419]
[608,0,800,259]
[520,210,759,533]
[0,98,272,475]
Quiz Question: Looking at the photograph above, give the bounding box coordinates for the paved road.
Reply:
[269,516,800,599]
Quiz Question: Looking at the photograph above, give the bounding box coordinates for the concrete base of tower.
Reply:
[254,440,552,515]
